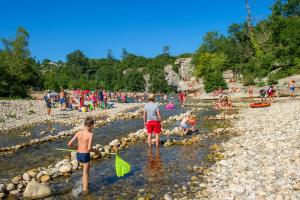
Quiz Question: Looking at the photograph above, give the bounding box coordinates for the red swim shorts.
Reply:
[147,120,161,134]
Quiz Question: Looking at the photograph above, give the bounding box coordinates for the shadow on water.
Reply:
[51,106,229,200]
[0,105,188,183]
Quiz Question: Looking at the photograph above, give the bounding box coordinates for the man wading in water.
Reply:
[144,94,162,148]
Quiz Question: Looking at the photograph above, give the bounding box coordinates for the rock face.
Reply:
[163,57,203,91]
[23,181,51,199]
[164,64,180,88]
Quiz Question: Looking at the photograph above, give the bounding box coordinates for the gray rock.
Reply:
[23,173,31,181]
[138,188,145,193]
[23,181,51,199]
[9,189,20,195]
[0,184,5,193]
[71,160,79,170]
[6,183,15,191]
[28,171,38,178]
[109,139,119,147]
[164,193,172,200]
[17,183,24,189]
[58,164,72,173]
[0,192,5,198]
[36,171,44,179]
[11,176,22,184]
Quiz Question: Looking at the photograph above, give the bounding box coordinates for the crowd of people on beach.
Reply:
[43,89,153,115]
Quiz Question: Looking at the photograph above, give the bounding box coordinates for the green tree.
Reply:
[66,50,89,78]
[0,27,39,97]
[124,71,145,92]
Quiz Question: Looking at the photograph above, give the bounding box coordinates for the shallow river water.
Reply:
[49,105,227,200]
[0,105,187,183]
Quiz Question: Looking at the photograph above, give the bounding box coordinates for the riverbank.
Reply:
[202,100,300,200]
[0,100,141,132]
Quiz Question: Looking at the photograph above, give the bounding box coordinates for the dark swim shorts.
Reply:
[60,98,65,104]
[77,152,91,163]
[46,102,51,108]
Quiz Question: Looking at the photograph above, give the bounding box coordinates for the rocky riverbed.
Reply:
[202,101,300,200]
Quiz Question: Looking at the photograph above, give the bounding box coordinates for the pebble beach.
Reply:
[0,100,141,131]
[203,100,300,200]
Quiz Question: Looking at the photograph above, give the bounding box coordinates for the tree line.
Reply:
[0,28,183,97]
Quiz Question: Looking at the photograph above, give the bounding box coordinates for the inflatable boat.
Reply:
[249,102,271,108]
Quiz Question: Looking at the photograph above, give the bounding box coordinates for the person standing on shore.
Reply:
[179,91,184,105]
[68,117,94,193]
[289,79,296,99]
[59,88,66,111]
[248,86,254,102]
[44,91,52,115]
[144,94,162,148]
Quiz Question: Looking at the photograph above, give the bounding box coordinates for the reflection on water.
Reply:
[144,148,164,185]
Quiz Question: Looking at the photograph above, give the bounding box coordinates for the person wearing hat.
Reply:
[144,94,162,148]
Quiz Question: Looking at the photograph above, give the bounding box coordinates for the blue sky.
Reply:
[1,0,276,61]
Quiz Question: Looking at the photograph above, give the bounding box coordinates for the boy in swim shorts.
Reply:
[68,117,94,193]
[144,94,162,148]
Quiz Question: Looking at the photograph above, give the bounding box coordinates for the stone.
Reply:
[0,193,5,198]
[9,190,20,195]
[138,188,145,193]
[58,164,72,173]
[109,139,119,147]
[36,171,44,179]
[0,184,5,193]
[23,172,31,181]
[71,160,79,170]
[11,176,22,184]
[163,193,172,200]
[23,181,51,199]
[28,170,38,178]
[40,175,51,183]
[6,183,15,191]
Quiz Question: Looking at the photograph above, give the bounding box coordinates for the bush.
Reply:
[257,81,266,87]
[243,73,255,86]
[203,71,227,93]
[267,77,278,85]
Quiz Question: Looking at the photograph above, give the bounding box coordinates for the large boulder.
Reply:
[23,181,51,199]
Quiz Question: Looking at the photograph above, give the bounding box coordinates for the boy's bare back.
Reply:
[76,130,93,153]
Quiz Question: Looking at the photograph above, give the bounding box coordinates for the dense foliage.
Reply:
[193,0,300,92]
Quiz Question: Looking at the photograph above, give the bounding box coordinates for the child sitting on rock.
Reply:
[180,115,197,135]
[68,117,94,193]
